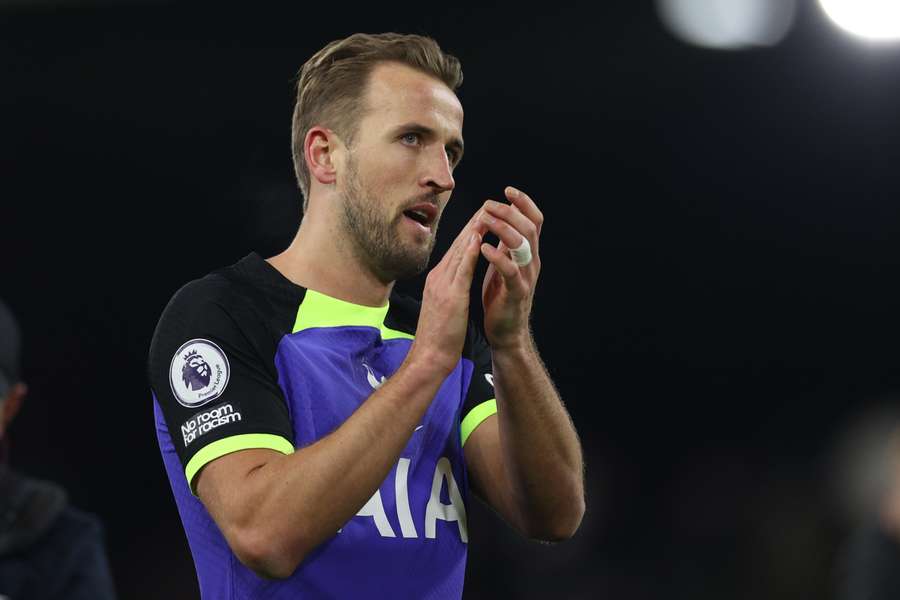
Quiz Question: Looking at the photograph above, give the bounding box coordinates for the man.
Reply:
[149,32,584,599]
[0,299,117,599]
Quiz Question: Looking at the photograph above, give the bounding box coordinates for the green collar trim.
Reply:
[292,289,414,340]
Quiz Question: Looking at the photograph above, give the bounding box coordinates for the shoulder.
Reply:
[148,275,242,364]
[147,256,273,375]
[149,253,301,355]
[0,470,67,556]
[154,259,259,329]
[160,273,233,320]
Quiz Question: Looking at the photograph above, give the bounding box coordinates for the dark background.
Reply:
[3,1,900,598]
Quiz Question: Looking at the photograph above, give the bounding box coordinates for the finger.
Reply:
[504,186,544,237]
[478,211,529,257]
[496,236,536,273]
[483,199,537,240]
[453,231,483,290]
[480,242,527,292]
[441,209,490,274]
[483,200,539,256]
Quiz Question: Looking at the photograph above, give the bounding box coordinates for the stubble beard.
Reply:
[340,154,438,283]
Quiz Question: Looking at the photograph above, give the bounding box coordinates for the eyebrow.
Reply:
[392,122,465,162]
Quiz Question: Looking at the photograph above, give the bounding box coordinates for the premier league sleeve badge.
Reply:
[169,339,231,408]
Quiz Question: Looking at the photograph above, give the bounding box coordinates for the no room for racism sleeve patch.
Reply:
[148,276,295,492]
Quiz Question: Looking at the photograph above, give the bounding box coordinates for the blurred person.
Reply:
[837,409,900,599]
[0,299,116,599]
[148,32,584,598]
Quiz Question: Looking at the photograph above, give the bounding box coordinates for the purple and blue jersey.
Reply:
[147,252,497,599]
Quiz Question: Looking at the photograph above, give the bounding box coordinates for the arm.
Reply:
[195,209,491,579]
[464,339,584,541]
[197,353,448,578]
[463,186,585,541]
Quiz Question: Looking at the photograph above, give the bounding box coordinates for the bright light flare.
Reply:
[657,0,796,50]
[820,0,900,41]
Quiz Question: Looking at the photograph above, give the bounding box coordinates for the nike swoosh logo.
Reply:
[363,362,387,390]
[367,370,386,390]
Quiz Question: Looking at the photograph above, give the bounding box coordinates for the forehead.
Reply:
[362,62,463,134]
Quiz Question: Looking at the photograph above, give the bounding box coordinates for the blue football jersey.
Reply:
[148,252,497,599]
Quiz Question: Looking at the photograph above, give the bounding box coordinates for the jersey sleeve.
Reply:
[460,321,497,447]
[148,277,294,493]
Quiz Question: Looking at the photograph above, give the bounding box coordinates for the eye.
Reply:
[446,148,459,164]
[401,132,420,145]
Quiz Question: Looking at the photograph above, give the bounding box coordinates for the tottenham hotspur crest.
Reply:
[169,339,230,408]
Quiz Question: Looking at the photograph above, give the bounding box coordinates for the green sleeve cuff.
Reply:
[460,399,497,447]
[185,433,295,495]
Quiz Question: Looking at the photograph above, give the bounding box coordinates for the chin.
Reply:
[389,251,432,281]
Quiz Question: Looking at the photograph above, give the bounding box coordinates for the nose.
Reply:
[420,145,455,194]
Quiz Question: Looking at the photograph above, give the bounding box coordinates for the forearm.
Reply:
[223,352,448,575]
[491,337,584,538]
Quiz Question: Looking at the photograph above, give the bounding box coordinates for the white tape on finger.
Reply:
[509,237,532,267]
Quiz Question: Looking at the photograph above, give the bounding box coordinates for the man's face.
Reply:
[337,61,464,283]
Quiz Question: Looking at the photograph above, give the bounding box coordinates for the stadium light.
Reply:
[819,0,900,41]
[656,0,796,50]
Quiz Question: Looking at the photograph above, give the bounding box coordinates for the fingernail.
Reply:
[506,186,520,198]
[480,213,495,224]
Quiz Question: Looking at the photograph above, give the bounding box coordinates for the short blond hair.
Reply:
[290,32,463,212]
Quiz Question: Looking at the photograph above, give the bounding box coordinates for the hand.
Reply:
[408,208,488,375]
[478,186,543,351]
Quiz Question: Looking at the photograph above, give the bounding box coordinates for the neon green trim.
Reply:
[460,399,498,447]
[185,434,294,494]
[292,289,414,340]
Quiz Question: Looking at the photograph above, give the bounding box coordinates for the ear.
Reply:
[305,126,344,188]
[0,382,26,438]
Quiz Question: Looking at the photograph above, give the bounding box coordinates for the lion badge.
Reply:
[169,339,230,408]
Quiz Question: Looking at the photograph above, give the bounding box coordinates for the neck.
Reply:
[267,199,394,308]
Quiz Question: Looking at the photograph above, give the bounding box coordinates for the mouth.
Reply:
[401,202,438,232]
